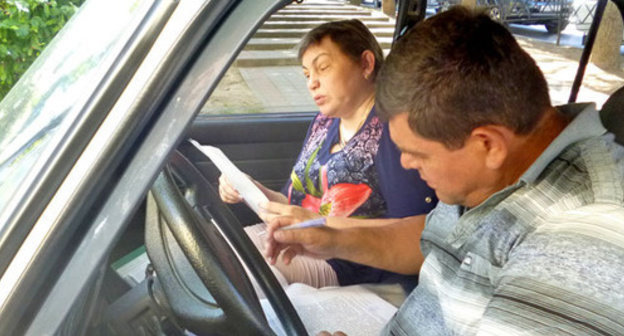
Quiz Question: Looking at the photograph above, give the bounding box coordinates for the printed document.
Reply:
[189,139,268,216]
[262,283,397,336]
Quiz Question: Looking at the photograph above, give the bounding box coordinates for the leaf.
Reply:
[290,170,305,193]
[304,143,322,197]
[319,202,332,216]
[15,24,29,38]
[0,64,7,82]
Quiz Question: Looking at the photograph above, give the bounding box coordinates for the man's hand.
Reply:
[265,216,339,265]
[258,201,321,223]
[317,332,347,336]
[267,215,427,275]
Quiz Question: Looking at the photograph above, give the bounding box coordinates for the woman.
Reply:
[219,19,436,290]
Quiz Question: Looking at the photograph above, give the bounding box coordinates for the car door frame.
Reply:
[0,0,292,334]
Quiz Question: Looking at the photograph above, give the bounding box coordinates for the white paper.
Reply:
[189,139,269,216]
[262,283,397,336]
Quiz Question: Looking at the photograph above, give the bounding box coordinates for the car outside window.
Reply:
[201,0,622,117]
[201,2,395,115]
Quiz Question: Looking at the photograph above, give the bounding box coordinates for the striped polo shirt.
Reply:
[383,103,624,335]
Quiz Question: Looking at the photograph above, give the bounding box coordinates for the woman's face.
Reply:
[301,36,371,118]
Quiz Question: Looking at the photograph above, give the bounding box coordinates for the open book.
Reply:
[189,139,269,216]
[262,283,397,336]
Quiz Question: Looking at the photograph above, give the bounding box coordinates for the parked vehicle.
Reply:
[435,0,573,33]
[0,0,620,334]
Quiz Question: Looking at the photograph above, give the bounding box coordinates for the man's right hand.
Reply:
[265,216,341,265]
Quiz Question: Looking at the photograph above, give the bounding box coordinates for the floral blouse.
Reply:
[286,107,436,220]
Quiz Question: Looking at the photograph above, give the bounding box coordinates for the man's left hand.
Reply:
[317,331,347,336]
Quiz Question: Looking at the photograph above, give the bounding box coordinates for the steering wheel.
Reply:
[146,148,307,335]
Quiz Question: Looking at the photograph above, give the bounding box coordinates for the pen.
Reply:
[279,217,327,231]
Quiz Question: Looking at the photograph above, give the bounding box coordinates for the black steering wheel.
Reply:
[146,148,307,335]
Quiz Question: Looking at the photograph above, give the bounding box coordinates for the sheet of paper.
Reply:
[262,283,397,336]
[189,139,268,216]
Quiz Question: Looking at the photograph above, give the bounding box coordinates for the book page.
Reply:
[189,139,268,216]
[262,284,397,336]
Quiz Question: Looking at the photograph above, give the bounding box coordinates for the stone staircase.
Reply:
[236,1,395,67]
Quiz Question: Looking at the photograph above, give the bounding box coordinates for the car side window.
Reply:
[202,0,622,116]
[201,1,395,115]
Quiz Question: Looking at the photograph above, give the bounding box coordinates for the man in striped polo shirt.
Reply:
[374,6,624,336]
[269,6,624,335]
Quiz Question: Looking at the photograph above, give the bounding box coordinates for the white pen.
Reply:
[279,217,327,231]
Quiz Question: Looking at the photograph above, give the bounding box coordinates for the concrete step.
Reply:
[236,48,391,67]
[236,50,300,67]
[261,20,393,30]
[276,9,371,16]
[267,14,390,22]
[254,27,394,38]
[244,37,393,50]
[281,6,361,12]
[245,38,303,51]
[283,2,358,8]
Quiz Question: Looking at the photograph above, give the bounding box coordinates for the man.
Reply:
[267,7,624,335]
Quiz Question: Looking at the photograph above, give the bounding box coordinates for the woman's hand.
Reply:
[218,173,289,205]
[218,174,243,204]
[258,201,321,223]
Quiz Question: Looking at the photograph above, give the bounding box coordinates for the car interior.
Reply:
[39,0,623,335]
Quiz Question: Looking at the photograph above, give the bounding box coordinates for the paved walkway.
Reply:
[240,66,314,113]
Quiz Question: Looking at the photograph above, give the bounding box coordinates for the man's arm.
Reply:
[267,215,426,275]
[259,201,420,229]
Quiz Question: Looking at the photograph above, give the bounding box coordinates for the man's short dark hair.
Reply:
[298,19,384,80]
[376,6,551,148]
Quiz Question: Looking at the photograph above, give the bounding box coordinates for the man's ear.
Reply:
[469,125,512,170]
[360,50,375,79]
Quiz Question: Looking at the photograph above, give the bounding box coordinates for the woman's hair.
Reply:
[298,19,384,80]
[376,7,551,149]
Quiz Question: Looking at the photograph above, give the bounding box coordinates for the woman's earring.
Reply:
[365,73,370,80]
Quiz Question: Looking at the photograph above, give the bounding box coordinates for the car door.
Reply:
[0,0,292,334]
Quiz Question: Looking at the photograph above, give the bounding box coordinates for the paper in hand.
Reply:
[189,139,268,216]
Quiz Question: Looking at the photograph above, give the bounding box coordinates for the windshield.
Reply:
[0,0,154,227]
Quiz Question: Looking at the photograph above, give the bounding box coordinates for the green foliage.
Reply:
[0,0,85,100]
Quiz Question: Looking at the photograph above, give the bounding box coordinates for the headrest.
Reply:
[600,86,624,145]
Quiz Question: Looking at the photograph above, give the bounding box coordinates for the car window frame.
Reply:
[1,0,292,334]
[0,0,176,275]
